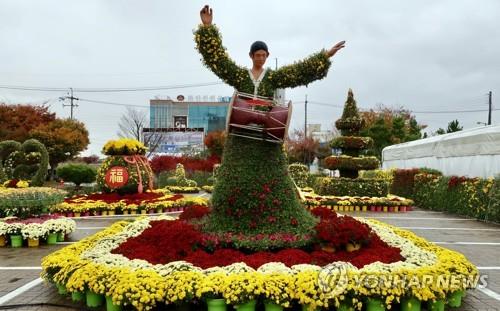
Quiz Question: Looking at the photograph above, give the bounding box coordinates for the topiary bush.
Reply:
[314,177,389,197]
[56,163,97,186]
[163,164,198,187]
[325,89,379,178]
[0,139,49,186]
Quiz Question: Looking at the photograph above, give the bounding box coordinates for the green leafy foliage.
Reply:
[288,163,309,188]
[0,139,49,186]
[29,118,89,174]
[326,89,379,178]
[314,177,389,197]
[56,163,97,186]
[205,136,317,238]
[0,187,66,218]
[413,174,498,222]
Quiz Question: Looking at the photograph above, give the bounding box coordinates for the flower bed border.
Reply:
[301,189,414,213]
[41,216,477,310]
[50,192,208,217]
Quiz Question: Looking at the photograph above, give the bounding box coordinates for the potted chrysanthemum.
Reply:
[21,222,48,247]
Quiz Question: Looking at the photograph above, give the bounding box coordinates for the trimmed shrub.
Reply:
[330,136,373,150]
[413,173,498,223]
[0,139,49,186]
[324,156,380,171]
[162,164,198,187]
[360,169,394,183]
[288,163,309,188]
[56,163,97,186]
[314,177,389,197]
[390,168,442,198]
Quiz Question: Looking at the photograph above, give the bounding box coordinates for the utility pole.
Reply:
[60,87,79,119]
[488,91,492,125]
[304,94,309,169]
[304,94,308,139]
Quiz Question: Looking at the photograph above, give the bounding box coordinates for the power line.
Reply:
[0,81,224,93]
[78,98,150,109]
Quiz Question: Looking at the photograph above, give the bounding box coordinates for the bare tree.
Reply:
[118,107,146,141]
[117,107,162,157]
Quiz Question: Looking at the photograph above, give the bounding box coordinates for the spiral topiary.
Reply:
[325,89,380,178]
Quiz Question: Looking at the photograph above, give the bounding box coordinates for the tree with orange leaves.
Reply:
[29,118,89,177]
[0,103,56,141]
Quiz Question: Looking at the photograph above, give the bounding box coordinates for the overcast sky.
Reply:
[1,0,499,156]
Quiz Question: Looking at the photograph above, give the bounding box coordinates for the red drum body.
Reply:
[226,92,292,143]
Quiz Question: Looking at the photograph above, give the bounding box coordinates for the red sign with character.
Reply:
[105,166,129,188]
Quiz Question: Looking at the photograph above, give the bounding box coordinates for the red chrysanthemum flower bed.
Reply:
[111,208,403,269]
[178,205,211,221]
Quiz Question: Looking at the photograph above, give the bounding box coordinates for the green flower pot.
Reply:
[46,233,58,245]
[57,232,65,242]
[71,291,85,302]
[56,283,67,295]
[401,297,421,311]
[447,290,464,307]
[207,298,226,311]
[301,304,318,311]
[235,300,256,311]
[427,299,445,311]
[338,301,354,311]
[366,298,385,311]
[106,295,122,311]
[10,235,23,248]
[265,302,283,311]
[86,290,104,307]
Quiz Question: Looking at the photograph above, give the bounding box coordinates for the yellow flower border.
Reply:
[50,191,208,214]
[41,219,477,310]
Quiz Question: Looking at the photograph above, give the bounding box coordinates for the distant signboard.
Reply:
[143,128,204,154]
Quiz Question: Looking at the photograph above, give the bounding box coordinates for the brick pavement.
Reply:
[0,207,499,310]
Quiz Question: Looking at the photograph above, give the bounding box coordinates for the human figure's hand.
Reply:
[325,41,346,58]
[200,5,213,25]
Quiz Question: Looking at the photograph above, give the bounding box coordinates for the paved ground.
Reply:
[1,206,499,310]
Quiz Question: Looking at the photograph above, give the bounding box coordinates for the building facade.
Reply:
[149,96,230,133]
[145,96,231,155]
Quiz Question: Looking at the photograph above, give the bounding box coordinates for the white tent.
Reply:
[382,125,500,178]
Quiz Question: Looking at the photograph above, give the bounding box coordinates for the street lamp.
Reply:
[477,122,488,126]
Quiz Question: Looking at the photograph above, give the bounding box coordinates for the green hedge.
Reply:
[56,163,97,186]
[314,177,389,197]
[324,155,380,171]
[413,174,499,223]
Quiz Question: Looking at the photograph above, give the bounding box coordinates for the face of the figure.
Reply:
[250,50,269,68]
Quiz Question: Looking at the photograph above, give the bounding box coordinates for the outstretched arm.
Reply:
[268,41,345,89]
[194,5,247,89]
